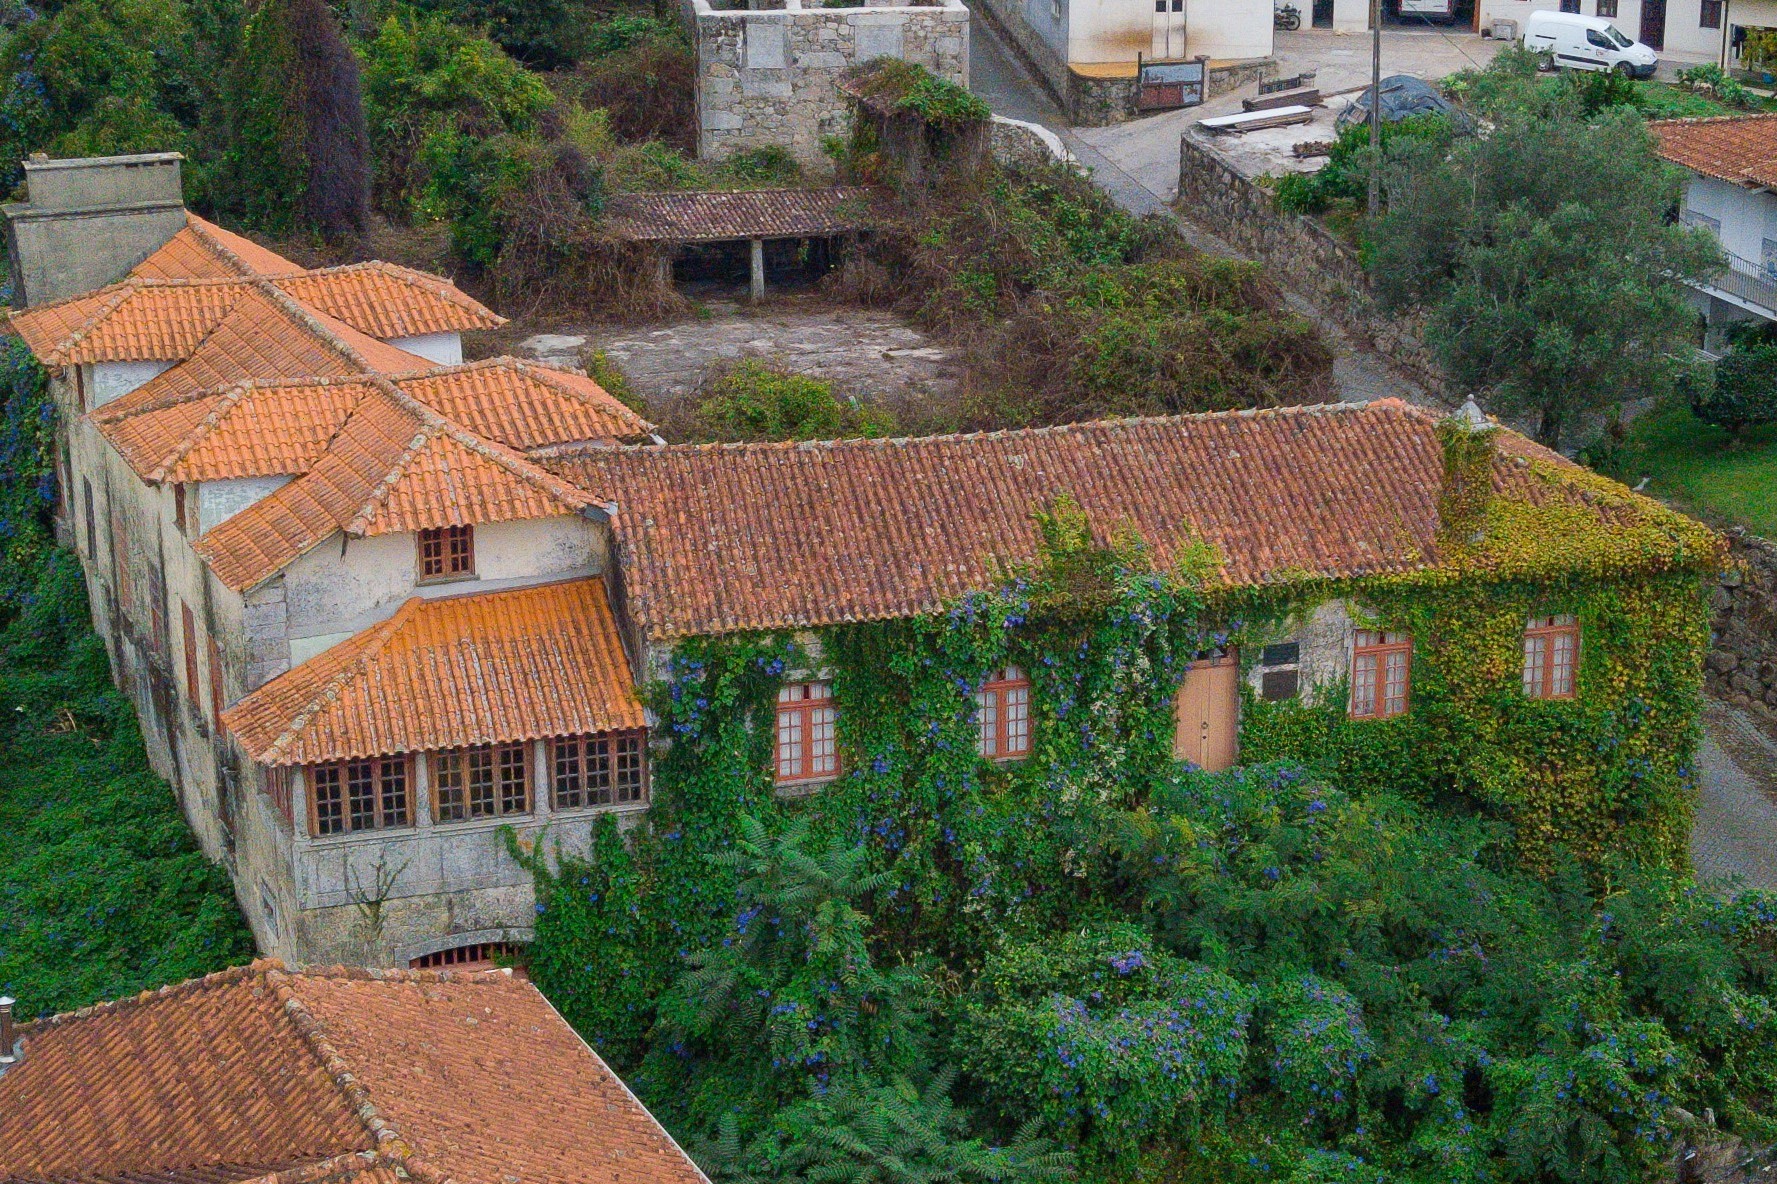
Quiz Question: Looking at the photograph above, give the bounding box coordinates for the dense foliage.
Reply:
[1693,338,1777,440]
[0,340,254,1018]
[683,360,897,442]
[514,476,1738,1184]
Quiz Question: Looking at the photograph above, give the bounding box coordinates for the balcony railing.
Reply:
[1700,249,1777,317]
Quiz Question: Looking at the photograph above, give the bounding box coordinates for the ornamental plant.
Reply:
[956,923,1252,1170]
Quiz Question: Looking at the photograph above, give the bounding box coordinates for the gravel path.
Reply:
[1692,702,1777,893]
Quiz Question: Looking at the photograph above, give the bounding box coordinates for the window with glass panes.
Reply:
[1523,614,1579,699]
[1350,630,1411,719]
[309,756,411,836]
[976,667,1032,759]
[775,682,837,784]
[418,525,475,580]
[432,743,529,822]
[551,731,648,808]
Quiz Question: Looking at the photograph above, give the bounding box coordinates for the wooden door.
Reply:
[1174,651,1240,772]
[1152,0,1188,58]
[1641,0,1665,49]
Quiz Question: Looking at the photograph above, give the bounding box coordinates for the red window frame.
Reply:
[418,525,475,581]
[1523,614,1579,700]
[411,941,521,970]
[551,731,648,809]
[181,602,201,713]
[976,666,1032,759]
[433,742,530,822]
[1351,630,1411,719]
[309,755,412,836]
[775,682,838,785]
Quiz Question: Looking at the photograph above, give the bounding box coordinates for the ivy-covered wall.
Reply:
[515,483,1717,1073]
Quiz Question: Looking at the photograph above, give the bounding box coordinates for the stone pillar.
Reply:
[656,251,672,289]
[749,238,766,301]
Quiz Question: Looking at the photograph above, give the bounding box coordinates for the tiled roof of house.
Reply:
[7,214,642,591]
[222,579,645,765]
[1649,113,1777,189]
[191,391,610,592]
[95,359,651,484]
[543,400,1718,640]
[601,187,880,243]
[0,961,709,1184]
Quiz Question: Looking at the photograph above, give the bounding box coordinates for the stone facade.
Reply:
[1175,129,1451,400]
[1708,529,1777,715]
[687,0,970,168]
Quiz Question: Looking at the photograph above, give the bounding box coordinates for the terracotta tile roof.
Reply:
[602,187,881,243]
[189,389,607,591]
[0,962,709,1184]
[276,262,505,337]
[95,359,649,486]
[1650,113,1777,189]
[9,266,499,366]
[131,215,305,280]
[222,579,645,765]
[542,400,1714,640]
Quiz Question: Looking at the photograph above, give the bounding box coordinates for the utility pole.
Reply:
[1368,0,1382,218]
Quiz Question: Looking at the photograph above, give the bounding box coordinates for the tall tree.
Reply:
[1367,102,1720,449]
[227,0,369,241]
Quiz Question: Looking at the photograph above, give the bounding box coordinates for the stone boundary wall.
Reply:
[1175,129,1451,399]
[687,0,969,168]
[1709,529,1777,714]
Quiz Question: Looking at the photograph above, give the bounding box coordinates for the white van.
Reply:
[1523,11,1659,78]
[1399,0,1457,22]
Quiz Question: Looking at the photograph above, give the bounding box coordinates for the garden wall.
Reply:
[1175,129,1450,399]
[1708,528,1777,713]
[687,0,970,168]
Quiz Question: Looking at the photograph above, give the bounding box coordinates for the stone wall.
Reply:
[1709,529,1777,714]
[1176,129,1451,399]
[689,0,970,168]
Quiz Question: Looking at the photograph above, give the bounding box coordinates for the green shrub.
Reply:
[718,145,801,187]
[356,8,552,216]
[0,338,54,619]
[414,0,583,67]
[691,361,896,442]
[957,923,1252,1170]
[1694,341,1777,439]
[1272,116,1451,217]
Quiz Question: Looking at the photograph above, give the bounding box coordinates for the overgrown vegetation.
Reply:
[678,360,898,442]
[512,484,1753,1184]
[830,62,1333,430]
[0,341,255,1018]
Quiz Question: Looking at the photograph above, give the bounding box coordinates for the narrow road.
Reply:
[1694,702,1777,893]
[967,13,1431,408]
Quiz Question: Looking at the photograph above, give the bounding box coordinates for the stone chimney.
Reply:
[4,151,187,308]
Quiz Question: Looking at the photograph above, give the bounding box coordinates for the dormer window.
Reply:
[419,525,474,581]
[977,666,1031,759]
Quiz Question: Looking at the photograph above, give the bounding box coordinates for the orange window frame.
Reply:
[1523,615,1579,700]
[418,525,475,581]
[775,682,838,785]
[977,667,1032,759]
[308,755,412,837]
[1350,630,1412,719]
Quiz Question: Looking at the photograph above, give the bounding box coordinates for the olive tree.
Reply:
[1367,102,1721,449]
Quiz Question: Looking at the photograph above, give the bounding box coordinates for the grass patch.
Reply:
[0,553,256,1018]
[1618,400,1777,535]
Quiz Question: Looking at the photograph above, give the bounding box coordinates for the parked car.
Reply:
[1523,11,1658,78]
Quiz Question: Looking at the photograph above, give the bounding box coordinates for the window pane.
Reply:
[810,705,837,775]
[468,748,495,818]
[1005,685,1030,755]
[777,707,803,777]
[616,734,645,803]
[346,761,376,832]
[313,766,343,835]
[1352,654,1377,717]
[553,737,583,809]
[498,744,528,814]
[1523,634,1546,697]
[1383,651,1408,716]
[435,752,465,822]
[977,690,998,756]
[1552,631,1576,697]
[382,760,408,827]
